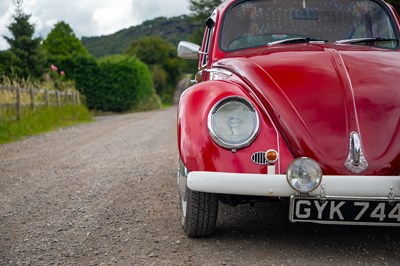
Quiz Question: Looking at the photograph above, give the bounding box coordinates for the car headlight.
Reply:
[208,96,259,149]
[287,157,322,193]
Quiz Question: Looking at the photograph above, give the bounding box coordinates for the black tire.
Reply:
[180,185,219,238]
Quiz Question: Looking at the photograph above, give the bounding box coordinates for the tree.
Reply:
[387,0,400,13]
[42,21,89,57]
[3,0,46,80]
[189,0,224,20]
[126,36,184,104]
[42,21,91,87]
[187,0,224,54]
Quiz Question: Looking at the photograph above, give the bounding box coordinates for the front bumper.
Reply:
[187,171,400,198]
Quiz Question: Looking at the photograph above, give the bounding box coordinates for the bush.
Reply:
[90,56,159,112]
[46,54,99,96]
[126,36,184,105]
[151,65,168,100]
[47,55,160,112]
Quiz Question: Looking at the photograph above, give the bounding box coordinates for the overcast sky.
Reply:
[0,0,191,50]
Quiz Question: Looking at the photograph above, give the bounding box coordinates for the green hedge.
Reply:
[92,56,158,112]
[48,55,160,112]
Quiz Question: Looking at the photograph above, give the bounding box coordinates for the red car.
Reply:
[177,0,400,237]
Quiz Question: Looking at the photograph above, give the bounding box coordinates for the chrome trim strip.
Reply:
[206,68,233,77]
[351,132,361,165]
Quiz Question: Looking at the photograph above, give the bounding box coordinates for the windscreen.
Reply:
[220,0,398,50]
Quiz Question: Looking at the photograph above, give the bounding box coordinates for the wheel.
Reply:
[181,186,219,238]
[178,159,219,238]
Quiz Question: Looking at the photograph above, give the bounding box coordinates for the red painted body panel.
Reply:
[214,45,400,174]
[178,0,400,176]
[178,80,294,174]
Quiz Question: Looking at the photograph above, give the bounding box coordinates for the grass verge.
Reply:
[0,105,93,144]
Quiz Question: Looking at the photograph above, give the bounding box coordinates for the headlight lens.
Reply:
[287,157,322,193]
[208,96,259,149]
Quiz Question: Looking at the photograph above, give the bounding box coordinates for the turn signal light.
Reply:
[265,149,278,164]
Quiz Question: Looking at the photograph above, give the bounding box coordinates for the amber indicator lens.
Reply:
[265,150,278,164]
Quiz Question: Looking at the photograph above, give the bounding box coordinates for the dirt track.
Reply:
[1,107,400,265]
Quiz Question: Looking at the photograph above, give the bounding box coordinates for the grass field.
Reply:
[0,105,92,144]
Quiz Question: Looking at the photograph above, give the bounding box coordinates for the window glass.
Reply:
[201,27,213,67]
[220,0,398,50]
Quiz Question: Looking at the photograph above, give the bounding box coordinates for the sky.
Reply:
[0,0,191,50]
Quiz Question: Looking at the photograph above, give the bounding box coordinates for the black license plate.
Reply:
[290,196,400,226]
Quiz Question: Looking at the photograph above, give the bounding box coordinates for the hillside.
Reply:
[81,15,202,58]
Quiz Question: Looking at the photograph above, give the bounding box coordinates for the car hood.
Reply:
[215,45,400,175]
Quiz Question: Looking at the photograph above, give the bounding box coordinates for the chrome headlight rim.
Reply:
[207,96,260,150]
[286,157,323,193]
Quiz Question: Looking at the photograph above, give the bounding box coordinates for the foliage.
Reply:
[80,14,207,80]
[41,21,92,92]
[126,36,184,104]
[86,56,159,112]
[44,54,97,95]
[2,3,46,80]
[187,0,224,52]
[387,0,400,13]
[42,21,90,57]
[41,54,160,112]
[0,51,8,75]
[150,65,168,99]
[82,15,202,58]
[189,0,224,20]
[0,105,92,144]
[45,63,74,91]
[0,74,47,94]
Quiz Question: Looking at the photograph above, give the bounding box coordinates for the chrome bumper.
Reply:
[187,171,400,198]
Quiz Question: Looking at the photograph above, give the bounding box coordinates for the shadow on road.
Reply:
[211,201,400,263]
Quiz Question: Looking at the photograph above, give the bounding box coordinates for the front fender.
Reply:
[177,80,293,174]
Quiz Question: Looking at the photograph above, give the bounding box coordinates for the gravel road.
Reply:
[1,107,399,266]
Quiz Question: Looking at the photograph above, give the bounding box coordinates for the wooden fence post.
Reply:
[0,97,2,125]
[65,90,68,104]
[16,87,21,121]
[77,91,81,105]
[73,91,77,105]
[0,87,3,125]
[56,90,60,107]
[45,90,49,107]
[30,88,35,112]
[0,87,83,122]
[74,91,80,105]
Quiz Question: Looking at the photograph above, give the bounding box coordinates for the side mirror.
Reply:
[177,41,201,59]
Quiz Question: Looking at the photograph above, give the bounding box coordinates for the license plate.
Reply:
[289,196,400,226]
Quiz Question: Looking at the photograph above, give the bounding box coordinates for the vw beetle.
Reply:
[177,0,400,237]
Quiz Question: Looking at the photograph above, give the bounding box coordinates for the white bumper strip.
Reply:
[187,172,400,198]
